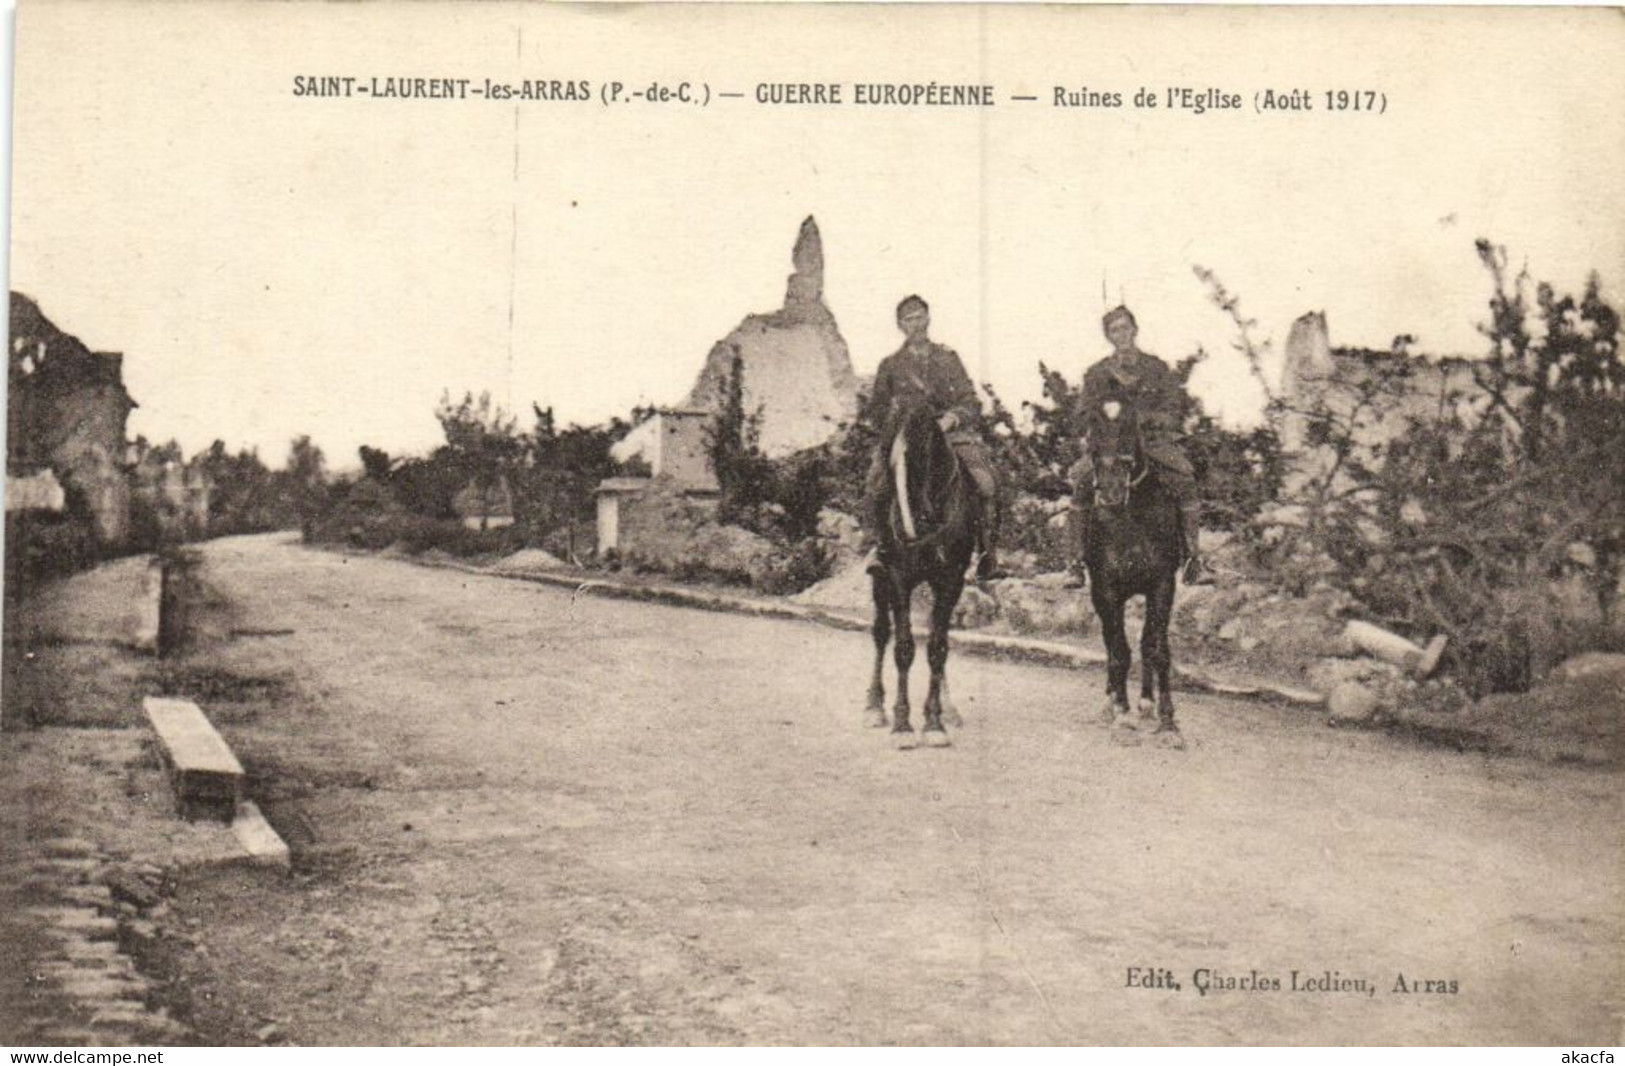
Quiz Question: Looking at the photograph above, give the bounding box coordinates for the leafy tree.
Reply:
[705,345,777,525]
[435,390,524,493]
[358,445,394,482]
[195,440,296,534]
[285,435,329,538]
[519,403,640,539]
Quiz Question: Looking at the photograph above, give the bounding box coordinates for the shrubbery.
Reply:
[308,392,648,561]
[1205,243,1623,694]
[303,239,1619,697]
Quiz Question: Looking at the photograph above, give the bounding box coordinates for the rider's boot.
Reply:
[865,496,892,577]
[1063,484,1091,590]
[973,496,1009,582]
[1180,501,1213,585]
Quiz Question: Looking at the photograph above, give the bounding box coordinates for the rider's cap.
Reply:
[896,294,930,318]
[1103,305,1137,330]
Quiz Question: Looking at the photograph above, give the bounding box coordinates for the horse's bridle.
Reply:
[1092,419,1149,508]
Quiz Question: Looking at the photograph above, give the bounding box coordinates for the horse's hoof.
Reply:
[922,727,952,748]
[1154,728,1187,750]
[893,729,918,750]
[1138,698,1157,720]
[1110,726,1143,746]
[864,708,888,729]
[1112,712,1139,731]
[1099,702,1120,726]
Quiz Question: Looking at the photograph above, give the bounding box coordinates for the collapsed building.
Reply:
[7,293,212,567]
[1278,310,1479,495]
[8,293,139,547]
[679,215,861,457]
[599,217,860,554]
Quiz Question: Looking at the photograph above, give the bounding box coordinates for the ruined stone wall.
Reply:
[130,456,214,544]
[1278,310,1477,494]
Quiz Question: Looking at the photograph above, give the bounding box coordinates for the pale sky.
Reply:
[12,3,1623,468]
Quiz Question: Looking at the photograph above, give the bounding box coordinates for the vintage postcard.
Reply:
[4,1,1622,1048]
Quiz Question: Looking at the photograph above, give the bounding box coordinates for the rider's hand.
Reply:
[937,413,959,433]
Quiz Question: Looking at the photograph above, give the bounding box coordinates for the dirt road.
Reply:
[159,534,1620,1044]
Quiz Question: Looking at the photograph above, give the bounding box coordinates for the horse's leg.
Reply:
[1094,588,1133,727]
[890,579,918,749]
[920,575,960,747]
[1138,594,1158,724]
[865,573,891,728]
[938,674,963,728]
[1147,574,1185,749]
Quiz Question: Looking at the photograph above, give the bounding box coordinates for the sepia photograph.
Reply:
[3,1,1621,1048]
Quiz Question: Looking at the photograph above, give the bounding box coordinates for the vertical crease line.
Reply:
[507,25,522,413]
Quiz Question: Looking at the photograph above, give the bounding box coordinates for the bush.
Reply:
[4,511,98,590]
[1200,243,1623,695]
[756,538,832,594]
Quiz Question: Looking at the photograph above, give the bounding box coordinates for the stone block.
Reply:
[43,837,100,858]
[31,906,120,940]
[1327,682,1382,725]
[232,801,291,868]
[1552,651,1625,682]
[32,857,102,882]
[53,938,125,963]
[56,972,148,1001]
[143,696,244,821]
[56,884,115,910]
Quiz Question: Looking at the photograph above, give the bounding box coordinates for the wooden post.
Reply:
[157,549,200,658]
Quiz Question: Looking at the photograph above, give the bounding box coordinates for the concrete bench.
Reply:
[142,696,244,822]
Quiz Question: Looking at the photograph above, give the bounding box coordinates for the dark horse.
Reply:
[864,401,980,749]
[1074,401,1187,748]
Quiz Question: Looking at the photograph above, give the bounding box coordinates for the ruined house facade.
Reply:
[8,293,138,547]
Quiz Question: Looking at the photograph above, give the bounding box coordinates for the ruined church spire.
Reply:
[786,215,824,308]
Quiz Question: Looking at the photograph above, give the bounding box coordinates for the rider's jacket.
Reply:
[867,340,982,446]
[1078,349,1194,478]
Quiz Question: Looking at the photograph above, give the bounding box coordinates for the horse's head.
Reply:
[887,399,951,485]
[1087,399,1146,509]
[885,398,959,545]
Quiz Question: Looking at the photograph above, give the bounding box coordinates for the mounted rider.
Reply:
[862,295,1005,582]
[1072,305,1211,585]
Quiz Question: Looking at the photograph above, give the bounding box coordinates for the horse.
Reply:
[864,401,981,749]
[1073,400,1187,748]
